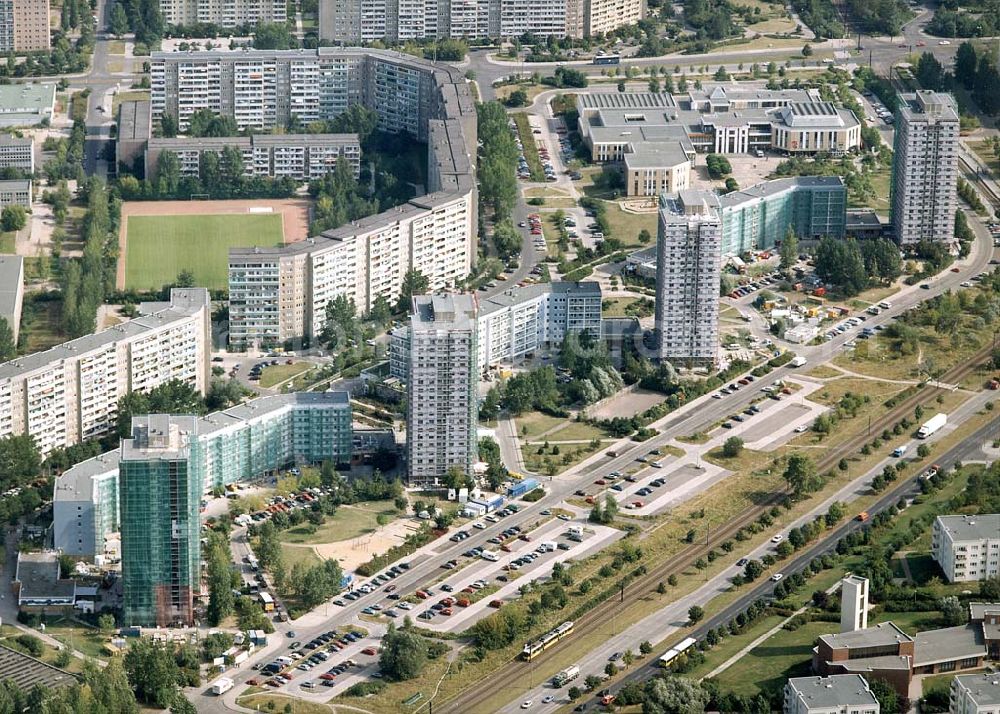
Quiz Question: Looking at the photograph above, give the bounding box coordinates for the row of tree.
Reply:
[477,101,519,224]
[61,178,117,338]
[814,236,902,297]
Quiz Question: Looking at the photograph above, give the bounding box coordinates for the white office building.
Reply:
[406,294,478,486]
[655,191,722,368]
[951,673,1000,714]
[891,91,959,246]
[0,289,211,455]
[783,675,880,714]
[932,514,1000,583]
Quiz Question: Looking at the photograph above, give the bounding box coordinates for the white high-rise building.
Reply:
[932,514,1000,582]
[0,289,211,455]
[840,575,869,632]
[654,191,721,368]
[406,294,478,486]
[950,673,1000,714]
[891,91,959,246]
[783,675,880,714]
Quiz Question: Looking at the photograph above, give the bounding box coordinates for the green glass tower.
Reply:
[120,415,203,627]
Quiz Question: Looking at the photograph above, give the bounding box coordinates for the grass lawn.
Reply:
[602,297,644,317]
[280,543,322,570]
[0,231,14,253]
[512,113,545,182]
[522,439,604,475]
[21,297,64,354]
[542,420,611,443]
[802,364,842,379]
[515,411,567,439]
[44,618,108,659]
[602,202,656,247]
[713,620,828,696]
[239,694,331,714]
[281,501,398,544]
[259,362,311,388]
[524,187,569,198]
[124,213,284,291]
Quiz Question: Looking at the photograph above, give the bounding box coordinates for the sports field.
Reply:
[122,213,284,291]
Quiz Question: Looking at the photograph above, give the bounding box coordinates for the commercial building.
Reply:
[0,178,30,208]
[891,91,959,245]
[54,391,353,560]
[655,191,722,368]
[0,82,53,127]
[318,0,642,42]
[158,0,284,27]
[0,288,211,455]
[783,675,880,714]
[951,673,1000,713]
[0,0,49,53]
[406,294,478,486]
[221,50,477,349]
[115,99,153,174]
[932,514,1000,582]
[578,88,860,163]
[13,551,77,613]
[390,282,602,378]
[144,133,361,182]
[0,134,33,172]
[0,255,23,343]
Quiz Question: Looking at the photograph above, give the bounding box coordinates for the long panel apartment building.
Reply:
[0,289,210,455]
[54,391,352,562]
[144,133,361,182]
[159,0,285,27]
[0,0,49,53]
[318,0,642,42]
[932,514,1000,583]
[214,49,477,349]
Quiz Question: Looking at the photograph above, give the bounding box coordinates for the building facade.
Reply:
[0,255,23,344]
[54,391,353,560]
[0,178,30,208]
[406,294,478,486]
[655,191,722,368]
[0,134,33,172]
[951,673,1000,714]
[0,289,211,455]
[891,91,959,246]
[783,675,880,714]
[841,575,869,633]
[932,514,1000,582]
[0,0,49,53]
[144,133,361,182]
[158,0,285,27]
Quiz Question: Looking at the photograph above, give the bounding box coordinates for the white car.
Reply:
[771,573,784,582]
[398,601,413,610]
[473,522,486,529]
[794,425,808,433]
[939,39,951,45]
[521,701,533,709]
[770,534,784,544]
[542,695,554,704]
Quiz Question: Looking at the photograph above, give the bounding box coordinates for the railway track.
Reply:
[434,342,992,713]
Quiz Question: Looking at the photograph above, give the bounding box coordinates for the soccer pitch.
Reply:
[123,213,284,291]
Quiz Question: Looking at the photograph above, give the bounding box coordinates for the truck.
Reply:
[552,664,581,687]
[917,413,947,439]
[789,355,807,367]
[210,677,234,695]
[892,445,908,457]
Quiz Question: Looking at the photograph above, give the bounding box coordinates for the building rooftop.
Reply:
[913,624,986,667]
[0,134,31,146]
[685,85,815,107]
[660,189,720,222]
[817,621,914,650]
[149,133,360,151]
[899,90,959,123]
[412,293,478,330]
[969,602,1000,621]
[117,100,152,142]
[623,140,691,169]
[786,675,878,710]
[53,450,121,504]
[826,654,913,673]
[935,514,1000,542]
[478,281,601,318]
[577,91,677,111]
[0,254,22,326]
[0,644,76,691]
[953,673,1000,706]
[0,179,30,192]
[0,288,208,382]
[0,83,55,125]
[716,176,845,209]
[14,551,76,602]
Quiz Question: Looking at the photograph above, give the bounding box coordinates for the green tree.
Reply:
[0,316,14,362]
[109,2,128,35]
[643,676,709,713]
[206,534,234,626]
[397,268,430,311]
[379,623,429,681]
[802,43,813,56]
[721,436,743,458]
[252,22,293,49]
[505,88,529,107]
[780,225,798,271]
[687,605,704,624]
[783,453,822,495]
[1,204,26,232]
[0,434,40,489]
[98,613,116,633]
[369,294,393,326]
[869,678,900,714]
[124,638,182,708]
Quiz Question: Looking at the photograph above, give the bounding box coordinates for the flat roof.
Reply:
[15,552,75,600]
[0,134,31,146]
[0,179,30,191]
[899,90,959,123]
[718,176,845,209]
[786,675,878,709]
[623,141,690,169]
[117,100,152,142]
[54,450,120,503]
[969,602,1000,621]
[577,91,677,111]
[0,288,208,383]
[478,281,601,318]
[954,673,1000,705]
[818,621,913,650]
[827,654,912,672]
[412,293,477,331]
[935,514,1000,542]
[0,644,76,691]
[914,624,986,667]
[0,255,22,324]
[0,83,55,124]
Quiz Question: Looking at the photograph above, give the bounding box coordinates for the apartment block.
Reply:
[578,88,861,162]
[406,294,478,486]
[655,191,722,368]
[585,0,643,35]
[951,673,1000,713]
[0,178,30,208]
[55,391,353,561]
[389,282,603,379]
[0,134,32,172]
[144,133,361,182]
[159,0,285,27]
[783,675,879,714]
[0,255,23,343]
[0,0,49,53]
[891,91,959,245]
[0,289,211,455]
[932,514,1000,582]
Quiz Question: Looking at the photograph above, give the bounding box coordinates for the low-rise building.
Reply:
[0,178,29,208]
[0,255,23,343]
[783,674,880,714]
[932,514,1000,582]
[951,672,1000,714]
[13,551,76,613]
[0,644,76,692]
[0,134,32,172]
[116,99,152,174]
[0,82,53,127]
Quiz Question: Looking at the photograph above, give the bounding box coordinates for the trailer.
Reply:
[210,677,234,695]
[789,355,807,367]
[552,664,580,687]
[917,413,947,439]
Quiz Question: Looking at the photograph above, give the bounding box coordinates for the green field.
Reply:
[123,214,284,290]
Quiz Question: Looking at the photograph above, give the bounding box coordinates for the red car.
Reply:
[320,673,336,681]
[247,678,259,686]
[594,479,606,485]
[361,647,378,656]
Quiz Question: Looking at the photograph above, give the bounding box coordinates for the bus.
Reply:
[593,53,621,65]
[521,621,575,661]
[258,591,275,612]
[658,637,697,668]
